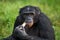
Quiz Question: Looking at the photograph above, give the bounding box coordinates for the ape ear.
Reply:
[34,7,41,15]
[19,8,23,15]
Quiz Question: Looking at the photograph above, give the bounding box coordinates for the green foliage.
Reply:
[0,0,60,40]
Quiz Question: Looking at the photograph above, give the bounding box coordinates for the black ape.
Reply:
[4,6,55,40]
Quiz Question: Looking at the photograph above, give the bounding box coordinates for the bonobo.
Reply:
[4,6,55,40]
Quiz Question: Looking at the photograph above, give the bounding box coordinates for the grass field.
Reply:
[0,0,60,40]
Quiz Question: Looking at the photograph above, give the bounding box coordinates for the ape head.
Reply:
[19,6,41,28]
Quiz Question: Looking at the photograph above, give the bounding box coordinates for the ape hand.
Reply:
[14,25,28,39]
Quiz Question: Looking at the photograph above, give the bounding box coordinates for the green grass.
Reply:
[0,0,60,40]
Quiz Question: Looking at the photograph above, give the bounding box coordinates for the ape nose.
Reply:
[27,18,31,20]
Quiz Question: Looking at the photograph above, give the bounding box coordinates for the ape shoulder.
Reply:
[38,13,53,31]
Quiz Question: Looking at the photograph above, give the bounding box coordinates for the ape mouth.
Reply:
[25,21,33,28]
[25,20,33,24]
[26,22,32,25]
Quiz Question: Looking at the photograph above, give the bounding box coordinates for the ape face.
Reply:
[20,6,40,28]
[22,13,35,28]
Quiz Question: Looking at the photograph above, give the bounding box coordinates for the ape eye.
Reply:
[23,13,34,17]
[29,13,34,15]
[23,14,27,17]
[22,14,28,18]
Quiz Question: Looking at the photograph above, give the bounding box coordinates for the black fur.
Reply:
[4,6,55,40]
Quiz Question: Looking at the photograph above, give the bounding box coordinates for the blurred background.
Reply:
[0,0,60,40]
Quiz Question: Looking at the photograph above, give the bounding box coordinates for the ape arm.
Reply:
[13,26,48,40]
[14,26,54,40]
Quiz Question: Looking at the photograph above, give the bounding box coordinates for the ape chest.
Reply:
[25,27,39,36]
